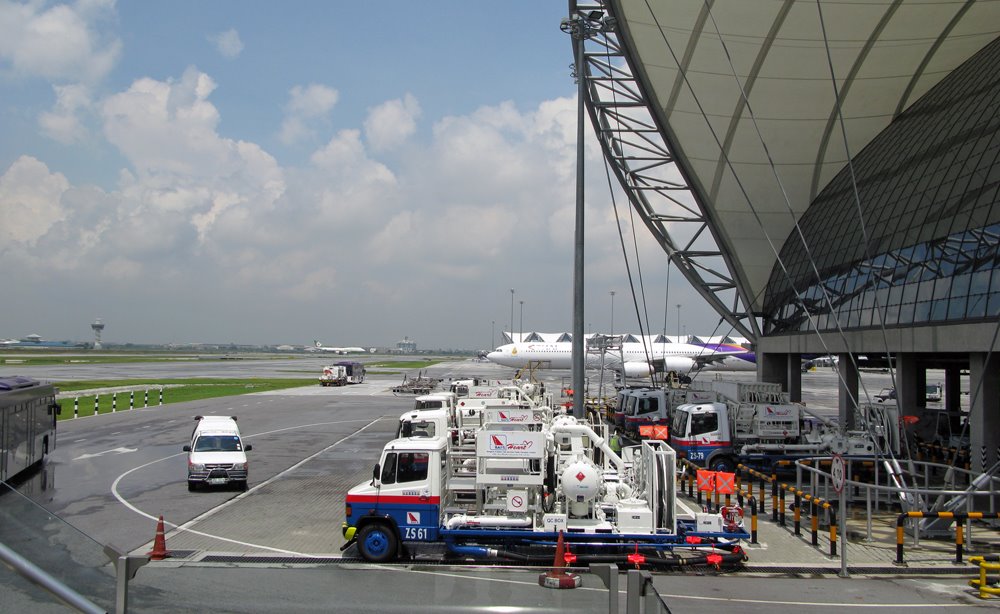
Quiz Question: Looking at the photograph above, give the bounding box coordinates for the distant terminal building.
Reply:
[396,336,417,354]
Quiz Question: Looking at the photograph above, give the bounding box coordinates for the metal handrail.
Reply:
[0,540,104,614]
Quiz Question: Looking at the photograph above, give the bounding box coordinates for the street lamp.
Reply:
[519,300,524,340]
[610,290,616,336]
[510,288,515,343]
[491,320,495,348]
[676,304,682,341]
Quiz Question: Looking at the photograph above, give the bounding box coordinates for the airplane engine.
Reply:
[622,362,654,377]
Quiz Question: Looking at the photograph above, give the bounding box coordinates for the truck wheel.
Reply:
[710,457,735,473]
[357,523,398,563]
[187,482,197,492]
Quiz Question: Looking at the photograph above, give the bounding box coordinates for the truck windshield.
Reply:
[194,435,242,452]
[380,452,429,484]
[671,411,688,437]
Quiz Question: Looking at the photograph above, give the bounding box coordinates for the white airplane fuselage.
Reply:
[486,341,746,376]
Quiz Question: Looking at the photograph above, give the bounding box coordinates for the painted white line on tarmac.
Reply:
[110,416,387,556]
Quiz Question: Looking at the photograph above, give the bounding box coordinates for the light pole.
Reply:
[519,300,524,340]
[510,288,515,343]
[561,8,615,419]
[491,320,495,348]
[610,290,616,336]
[676,303,682,341]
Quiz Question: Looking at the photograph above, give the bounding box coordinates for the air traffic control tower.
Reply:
[570,0,1000,471]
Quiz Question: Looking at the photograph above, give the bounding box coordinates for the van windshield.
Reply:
[194,435,243,452]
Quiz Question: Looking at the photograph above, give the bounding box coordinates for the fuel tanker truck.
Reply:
[341,408,748,569]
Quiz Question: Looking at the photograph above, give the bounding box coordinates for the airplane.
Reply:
[307,341,368,355]
[486,336,749,377]
[687,341,756,372]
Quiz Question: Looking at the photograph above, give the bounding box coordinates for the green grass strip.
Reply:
[56,378,314,420]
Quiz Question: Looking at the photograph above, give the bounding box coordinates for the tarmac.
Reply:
[143,411,1000,578]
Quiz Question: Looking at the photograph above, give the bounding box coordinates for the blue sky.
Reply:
[0,1,706,349]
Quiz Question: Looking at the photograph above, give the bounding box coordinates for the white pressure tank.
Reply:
[561,458,602,506]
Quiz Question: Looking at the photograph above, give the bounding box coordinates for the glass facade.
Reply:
[764,36,1000,335]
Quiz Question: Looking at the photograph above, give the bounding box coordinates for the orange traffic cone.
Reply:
[146,515,172,560]
[538,530,581,589]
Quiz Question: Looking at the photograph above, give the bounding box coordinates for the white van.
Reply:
[183,416,251,491]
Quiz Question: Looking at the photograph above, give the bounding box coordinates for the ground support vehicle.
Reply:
[343,412,748,568]
[874,387,896,403]
[337,361,366,384]
[670,380,899,473]
[620,386,718,441]
[0,376,59,482]
[319,365,348,386]
[183,416,252,491]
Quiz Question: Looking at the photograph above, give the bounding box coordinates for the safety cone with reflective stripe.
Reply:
[146,515,172,560]
[538,531,581,589]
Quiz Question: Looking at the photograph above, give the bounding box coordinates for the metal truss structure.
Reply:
[567,1,760,341]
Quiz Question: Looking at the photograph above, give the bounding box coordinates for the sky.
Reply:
[0,0,720,350]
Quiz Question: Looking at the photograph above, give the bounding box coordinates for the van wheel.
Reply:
[357,523,398,563]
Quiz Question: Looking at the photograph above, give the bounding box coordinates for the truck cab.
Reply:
[622,388,668,439]
[414,392,457,413]
[669,402,733,471]
[343,436,447,562]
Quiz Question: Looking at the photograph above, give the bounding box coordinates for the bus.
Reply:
[0,376,59,482]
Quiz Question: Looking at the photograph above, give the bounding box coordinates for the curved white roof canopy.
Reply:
[603,0,1000,336]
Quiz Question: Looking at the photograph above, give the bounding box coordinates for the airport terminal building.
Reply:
[573,1,1000,470]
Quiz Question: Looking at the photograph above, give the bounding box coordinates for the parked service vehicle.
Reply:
[670,380,899,473]
[874,387,896,403]
[342,408,748,568]
[337,361,366,384]
[183,416,251,491]
[320,364,349,386]
[925,383,943,402]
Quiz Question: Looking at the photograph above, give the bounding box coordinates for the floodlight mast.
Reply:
[561,4,615,419]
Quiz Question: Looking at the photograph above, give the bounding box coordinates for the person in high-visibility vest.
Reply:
[609,429,622,454]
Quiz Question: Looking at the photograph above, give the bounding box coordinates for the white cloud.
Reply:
[0,0,120,83]
[210,28,243,59]
[0,156,69,247]
[39,83,92,144]
[364,93,421,152]
[279,84,338,145]
[0,73,659,346]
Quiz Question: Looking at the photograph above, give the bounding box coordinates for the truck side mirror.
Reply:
[183,445,191,452]
[371,463,381,487]
[244,444,252,452]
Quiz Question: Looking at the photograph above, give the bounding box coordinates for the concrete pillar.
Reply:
[945,367,962,412]
[896,353,919,415]
[969,353,1000,473]
[837,353,858,430]
[787,353,802,403]
[915,365,927,410]
[758,352,789,391]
